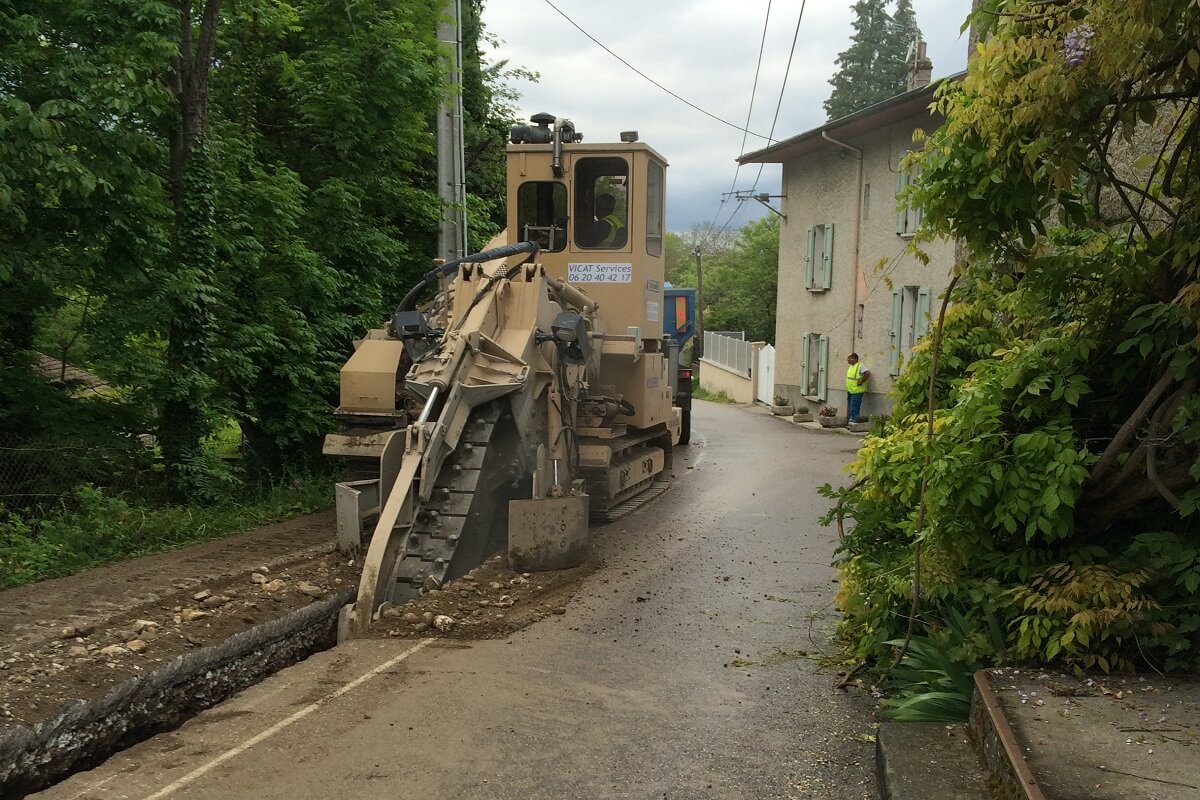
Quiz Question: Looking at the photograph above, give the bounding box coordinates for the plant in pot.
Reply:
[793,404,813,423]
[818,405,846,428]
[770,394,793,416]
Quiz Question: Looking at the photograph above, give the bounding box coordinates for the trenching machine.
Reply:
[323,114,692,631]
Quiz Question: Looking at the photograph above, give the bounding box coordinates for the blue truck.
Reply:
[664,286,696,445]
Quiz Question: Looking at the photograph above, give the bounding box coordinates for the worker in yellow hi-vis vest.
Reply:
[582,193,625,248]
[846,353,871,423]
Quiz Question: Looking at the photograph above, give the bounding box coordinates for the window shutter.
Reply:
[822,223,834,290]
[895,168,909,236]
[817,334,829,401]
[804,227,816,289]
[915,287,932,339]
[889,289,902,375]
[800,332,810,393]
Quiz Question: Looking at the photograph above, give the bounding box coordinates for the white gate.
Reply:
[755,344,776,404]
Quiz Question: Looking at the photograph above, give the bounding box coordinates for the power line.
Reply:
[540,0,772,141]
[749,0,807,196]
[702,0,807,249]
[706,0,775,250]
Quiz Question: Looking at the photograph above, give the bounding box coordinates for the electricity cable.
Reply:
[703,0,775,253]
[700,0,807,252]
[748,0,807,196]
[540,0,771,141]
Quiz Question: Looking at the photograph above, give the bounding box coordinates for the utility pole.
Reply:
[694,246,704,359]
[437,0,468,262]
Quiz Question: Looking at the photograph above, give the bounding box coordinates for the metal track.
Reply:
[581,430,673,523]
[590,480,671,523]
[383,403,507,602]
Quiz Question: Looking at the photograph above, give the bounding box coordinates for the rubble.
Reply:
[297,582,324,599]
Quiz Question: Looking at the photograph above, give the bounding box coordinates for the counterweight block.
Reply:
[508,495,590,572]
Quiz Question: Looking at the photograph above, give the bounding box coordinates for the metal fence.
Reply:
[703,331,752,377]
[0,434,156,512]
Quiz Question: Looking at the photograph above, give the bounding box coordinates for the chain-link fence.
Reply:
[0,433,159,513]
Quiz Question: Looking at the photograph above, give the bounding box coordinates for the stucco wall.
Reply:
[699,358,755,404]
[773,113,956,417]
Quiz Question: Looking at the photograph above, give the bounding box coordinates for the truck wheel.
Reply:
[678,409,691,445]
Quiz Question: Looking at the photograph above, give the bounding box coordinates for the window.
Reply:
[799,332,829,400]
[889,286,931,375]
[805,223,834,291]
[896,155,922,237]
[574,157,629,250]
[516,181,567,252]
[646,160,664,257]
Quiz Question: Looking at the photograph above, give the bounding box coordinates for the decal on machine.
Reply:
[568,262,633,283]
[645,279,661,293]
[646,301,660,322]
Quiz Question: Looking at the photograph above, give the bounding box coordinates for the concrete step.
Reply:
[971,667,1200,800]
[876,719,993,799]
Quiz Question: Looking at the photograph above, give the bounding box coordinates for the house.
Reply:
[739,57,964,420]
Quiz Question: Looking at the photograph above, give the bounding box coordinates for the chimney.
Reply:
[906,38,933,90]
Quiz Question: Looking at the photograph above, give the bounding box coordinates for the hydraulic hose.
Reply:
[395,241,541,313]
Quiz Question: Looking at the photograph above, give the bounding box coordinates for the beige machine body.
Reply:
[324,115,682,632]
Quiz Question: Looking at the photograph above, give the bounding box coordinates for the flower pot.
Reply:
[846,421,871,433]
[792,412,814,423]
[818,416,846,428]
[770,404,794,416]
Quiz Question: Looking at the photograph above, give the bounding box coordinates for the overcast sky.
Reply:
[481,0,971,234]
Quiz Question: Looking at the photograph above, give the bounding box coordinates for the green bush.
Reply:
[0,474,331,589]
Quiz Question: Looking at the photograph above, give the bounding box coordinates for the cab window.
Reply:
[573,157,629,250]
[516,181,567,252]
[646,160,664,257]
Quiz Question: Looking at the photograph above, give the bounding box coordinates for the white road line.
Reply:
[63,772,120,800]
[141,638,434,800]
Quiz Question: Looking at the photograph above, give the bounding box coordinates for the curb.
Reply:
[0,589,353,798]
[970,669,1047,800]
[769,412,867,437]
[875,719,992,799]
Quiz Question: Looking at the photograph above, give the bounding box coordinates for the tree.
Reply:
[829,0,1200,696]
[0,1,176,443]
[1,0,523,501]
[824,0,923,120]
[664,225,737,287]
[701,216,779,343]
[880,0,921,91]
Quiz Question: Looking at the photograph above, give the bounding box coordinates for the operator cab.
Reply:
[507,113,668,339]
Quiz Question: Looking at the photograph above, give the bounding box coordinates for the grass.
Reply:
[205,418,245,459]
[692,384,736,404]
[0,471,334,590]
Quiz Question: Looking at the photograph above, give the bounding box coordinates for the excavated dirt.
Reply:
[0,511,595,735]
[0,548,359,730]
[370,555,597,640]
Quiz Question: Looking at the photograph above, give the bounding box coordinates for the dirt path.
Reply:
[0,510,596,734]
[0,511,359,729]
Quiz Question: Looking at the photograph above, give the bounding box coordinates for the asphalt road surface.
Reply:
[36,401,877,800]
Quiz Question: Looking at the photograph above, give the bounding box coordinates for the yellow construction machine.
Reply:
[323,114,686,631]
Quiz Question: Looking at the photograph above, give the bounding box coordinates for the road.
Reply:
[36,401,876,800]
